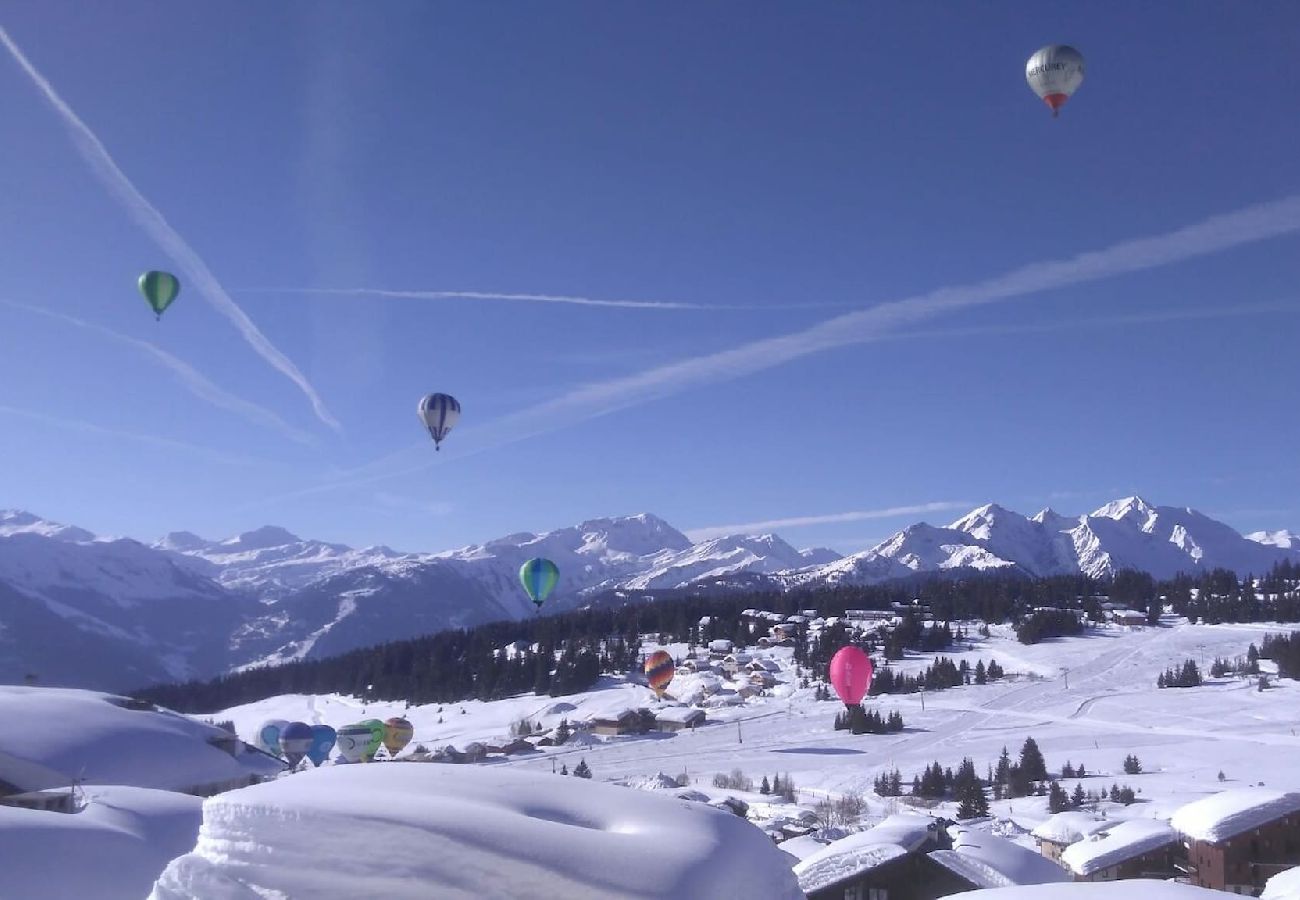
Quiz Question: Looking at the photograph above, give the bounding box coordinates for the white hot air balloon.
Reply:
[1026,44,1085,117]
[417,393,461,451]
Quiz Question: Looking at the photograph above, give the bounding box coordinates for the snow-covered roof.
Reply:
[1,785,202,900]
[958,882,1238,900]
[930,829,1070,889]
[0,687,282,793]
[654,706,705,725]
[863,813,940,852]
[1061,820,1178,876]
[1170,788,1300,843]
[1263,865,1300,900]
[792,814,938,894]
[1031,811,1109,845]
[149,763,803,899]
[793,839,908,895]
[777,834,828,861]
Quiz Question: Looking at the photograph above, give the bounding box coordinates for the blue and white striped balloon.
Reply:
[417,393,461,450]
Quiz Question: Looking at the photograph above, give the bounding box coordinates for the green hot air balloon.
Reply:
[519,558,559,612]
[361,719,386,760]
[138,271,180,320]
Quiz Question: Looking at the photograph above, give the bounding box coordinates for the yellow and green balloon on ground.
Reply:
[138,270,180,320]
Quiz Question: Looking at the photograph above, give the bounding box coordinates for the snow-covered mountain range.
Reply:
[0,499,1295,689]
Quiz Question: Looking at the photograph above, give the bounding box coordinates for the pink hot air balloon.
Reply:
[829,646,874,707]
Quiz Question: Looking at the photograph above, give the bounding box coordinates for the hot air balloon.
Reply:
[417,393,461,451]
[336,723,374,763]
[383,717,414,757]
[1026,44,1085,117]
[644,650,675,699]
[519,558,559,612]
[361,719,387,760]
[138,271,180,320]
[257,719,290,757]
[829,646,874,708]
[279,721,313,767]
[306,724,337,767]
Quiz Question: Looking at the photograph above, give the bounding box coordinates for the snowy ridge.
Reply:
[0,686,282,793]
[149,764,803,899]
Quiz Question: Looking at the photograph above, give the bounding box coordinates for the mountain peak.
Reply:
[221,525,302,551]
[949,502,1017,531]
[0,509,96,543]
[157,530,213,552]
[1091,496,1157,520]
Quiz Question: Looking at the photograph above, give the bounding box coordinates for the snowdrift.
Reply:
[149,763,803,899]
[0,686,283,793]
[0,785,201,900]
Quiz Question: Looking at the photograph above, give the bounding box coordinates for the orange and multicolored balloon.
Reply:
[383,717,414,757]
[644,650,675,698]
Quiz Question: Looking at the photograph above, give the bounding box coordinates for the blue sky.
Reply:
[1,2,1298,554]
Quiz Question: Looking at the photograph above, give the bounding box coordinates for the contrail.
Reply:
[1,300,317,446]
[0,25,341,433]
[0,404,267,467]
[238,195,1300,505]
[487,194,1300,432]
[686,501,974,540]
[241,286,853,311]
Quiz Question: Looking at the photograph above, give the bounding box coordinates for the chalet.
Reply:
[654,707,706,732]
[748,658,782,674]
[756,637,773,649]
[1031,811,1109,864]
[1061,819,1181,882]
[800,609,820,618]
[794,814,949,900]
[707,639,733,656]
[461,742,488,763]
[722,653,753,675]
[749,671,778,690]
[501,738,539,755]
[590,708,650,736]
[1109,608,1148,626]
[926,828,1071,894]
[770,623,798,642]
[1171,788,1300,894]
[786,615,808,625]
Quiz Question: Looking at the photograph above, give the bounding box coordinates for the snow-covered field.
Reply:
[217,619,1300,834]
[7,619,1300,898]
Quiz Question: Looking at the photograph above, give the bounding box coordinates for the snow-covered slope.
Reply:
[0,686,282,793]
[795,496,1299,586]
[149,764,803,899]
[155,525,414,598]
[1250,529,1299,551]
[0,785,203,900]
[0,516,257,688]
